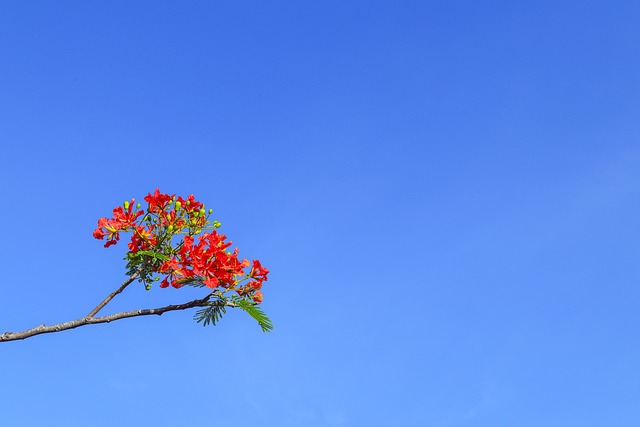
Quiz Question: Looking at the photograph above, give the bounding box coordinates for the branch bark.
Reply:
[1,293,234,342]
[1,269,235,342]
[87,267,142,317]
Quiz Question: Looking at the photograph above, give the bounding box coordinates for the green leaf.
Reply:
[135,250,170,262]
[232,297,274,333]
[193,301,227,327]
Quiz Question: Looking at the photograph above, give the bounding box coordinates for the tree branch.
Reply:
[86,267,143,317]
[0,293,235,342]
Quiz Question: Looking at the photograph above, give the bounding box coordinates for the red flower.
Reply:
[111,199,143,228]
[177,194,203,213]
[250,260,269,281]
[144,188,173,214]
[253,291,263,304]
[94,189,269,305]
[104,238,119,248]
[93,200,142,248]
[159,257,189,288]
[159,277,171,288]
[159,209,186,230]
[128,225,156,253]
[94,217,122,247]
[202,276,219,288]
[92,224,106,240]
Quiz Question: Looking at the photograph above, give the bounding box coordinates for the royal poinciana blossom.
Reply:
[93,188,269,305]
[0,189,271,342]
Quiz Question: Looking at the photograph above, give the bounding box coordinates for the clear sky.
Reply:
[1,1,640,426]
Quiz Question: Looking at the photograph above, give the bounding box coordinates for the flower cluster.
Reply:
[93,188,268,304]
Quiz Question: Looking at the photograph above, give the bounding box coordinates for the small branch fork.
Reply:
[86,267,143,318]
[0,270,234,342]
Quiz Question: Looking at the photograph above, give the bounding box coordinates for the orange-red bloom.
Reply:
[94,189,269,303]
[253,291,263,304]
[144,188,173,214]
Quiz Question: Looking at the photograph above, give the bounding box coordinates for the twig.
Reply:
[87,266,143,317]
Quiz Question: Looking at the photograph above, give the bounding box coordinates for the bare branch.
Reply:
[0,293,235,342]
[87,267,143,317]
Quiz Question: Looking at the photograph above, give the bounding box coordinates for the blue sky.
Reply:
[1,1,640,426]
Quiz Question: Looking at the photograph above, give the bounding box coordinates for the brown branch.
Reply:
[0,293,235,342]
[87,267,143,317]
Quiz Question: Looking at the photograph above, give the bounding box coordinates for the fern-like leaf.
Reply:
[233,297,273,332]
[193,301,227,327]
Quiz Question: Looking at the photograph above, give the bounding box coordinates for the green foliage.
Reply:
[193,296,273,332]
[124,250,171,288]
[232,296,274,332]
[134,250,170,262]
[176,278,207,288]
[193,300,227,327]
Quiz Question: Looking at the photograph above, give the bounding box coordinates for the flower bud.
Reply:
[124,200,130,209]
[145,284,151,290]
[200,208,206,216]
[208,208,213,214]
[136,203,141,208]
[167,225,174,232]
[186,200,190,206]
[175,201,182,210]
[213,220,221,228]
